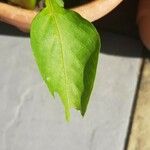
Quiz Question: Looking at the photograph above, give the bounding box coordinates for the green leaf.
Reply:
[8,0,36,9]
[81,47,100,116]
[45,0,64,8]
[30,0,100,120]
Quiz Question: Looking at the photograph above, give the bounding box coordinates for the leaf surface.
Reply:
[30,0,100,120]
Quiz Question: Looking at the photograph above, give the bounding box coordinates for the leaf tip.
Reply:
[80,110,86,117]
[65,109,71,122]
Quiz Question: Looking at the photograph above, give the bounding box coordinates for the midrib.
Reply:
[47,0,70,118]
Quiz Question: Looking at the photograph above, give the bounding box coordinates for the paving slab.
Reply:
[0,33,142,150]
[128,59,150,150]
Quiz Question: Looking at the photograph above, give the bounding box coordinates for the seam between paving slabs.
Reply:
[123,56,145,150]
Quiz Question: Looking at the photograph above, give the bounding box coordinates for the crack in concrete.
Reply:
[2,88,32,150]
[89,127,99,150]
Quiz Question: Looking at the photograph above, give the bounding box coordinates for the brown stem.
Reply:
[0,0,123,32]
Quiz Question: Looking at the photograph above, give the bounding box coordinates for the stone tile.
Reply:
[128,59,150,150]
[0,33,142,150]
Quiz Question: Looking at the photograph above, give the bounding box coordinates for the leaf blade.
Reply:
[30,6,100,120]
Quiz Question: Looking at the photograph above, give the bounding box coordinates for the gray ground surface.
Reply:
[0,33,142,150]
